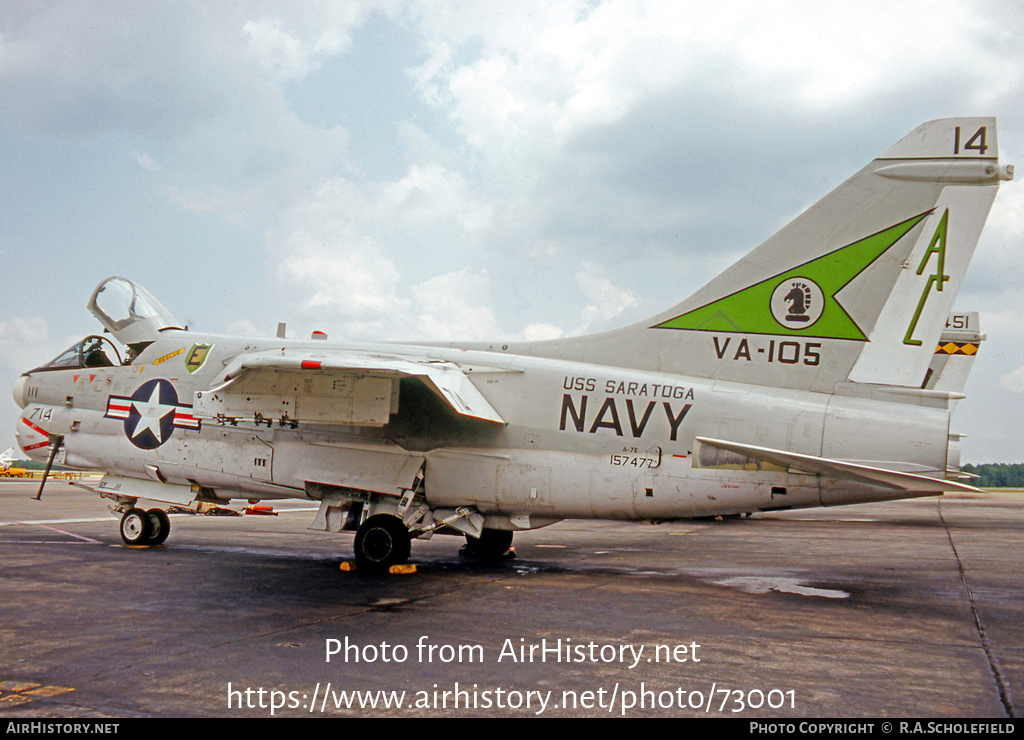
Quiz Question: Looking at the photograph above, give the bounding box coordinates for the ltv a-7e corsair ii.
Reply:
[13,118,1014,572]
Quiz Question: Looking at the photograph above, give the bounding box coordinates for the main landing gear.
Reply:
[462,528,514,559]
[353,514,412,574]
[352,515,518,573]
[351,514,516,573]
[119,507,170,546]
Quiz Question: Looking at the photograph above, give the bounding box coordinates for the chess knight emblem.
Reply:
[770,278,824,329]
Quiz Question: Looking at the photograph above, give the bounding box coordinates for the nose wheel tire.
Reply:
[145,508,170,546]
[119,508,152,545]
[354,515,411,574]
[119,507,170,546]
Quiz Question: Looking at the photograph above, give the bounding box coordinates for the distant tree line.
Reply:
[961,463,1024,488]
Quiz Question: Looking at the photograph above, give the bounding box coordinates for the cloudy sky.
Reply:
[1,0,1021,462]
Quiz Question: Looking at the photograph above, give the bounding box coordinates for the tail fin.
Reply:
[530,118,1012,393]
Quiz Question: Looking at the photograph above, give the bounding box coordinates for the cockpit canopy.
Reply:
[34,335,123,372]
[30,277,181,373]
[88,276,181,347]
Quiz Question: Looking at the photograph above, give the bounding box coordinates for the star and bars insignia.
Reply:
[104,379,200,450]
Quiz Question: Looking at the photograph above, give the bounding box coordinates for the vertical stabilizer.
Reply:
[521,118,1012,393]
[847,121,1007,386]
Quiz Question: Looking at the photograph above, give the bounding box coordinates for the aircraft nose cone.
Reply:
[12,374,28,409]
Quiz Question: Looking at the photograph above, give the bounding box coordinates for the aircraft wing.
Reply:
[193,349,509,426]
[694,437,984,493]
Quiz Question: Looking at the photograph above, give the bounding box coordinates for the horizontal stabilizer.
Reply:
[694,437,983,493]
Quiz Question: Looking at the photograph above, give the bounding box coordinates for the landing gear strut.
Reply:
[354,514,411,573]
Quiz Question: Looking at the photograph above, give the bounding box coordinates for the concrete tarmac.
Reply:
[0,479,1020,718]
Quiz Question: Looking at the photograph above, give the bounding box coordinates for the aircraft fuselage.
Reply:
[15,329,949,523]
[12,118,1008,569]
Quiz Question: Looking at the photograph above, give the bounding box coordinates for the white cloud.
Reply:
[382,164,493,232]
[167,185,264,226]
[0,318,53,375]
[519,323,564,341]
[987,185,1024,244]
[267,161,496,338]
[280,230,407,325]
[1000,366,1024,394]
[978,311,1024,340]
[407,0,1017,157]
[244,19,328,82]
[241,1,379,82]
[411,269,501,340]
[575,263,638,334]
[131,151,160,173]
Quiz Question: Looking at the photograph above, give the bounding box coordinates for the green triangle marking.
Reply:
[654,211,932,340]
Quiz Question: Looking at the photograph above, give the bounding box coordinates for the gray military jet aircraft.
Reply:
[12,118,1013,572]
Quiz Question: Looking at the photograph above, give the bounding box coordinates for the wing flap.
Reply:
[193,350,506,425]
[694,436,983,493]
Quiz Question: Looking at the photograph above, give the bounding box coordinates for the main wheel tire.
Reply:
[464,528,514,559]
[354,515,411,574]
[120,508,152,545]
[145,508,171,546]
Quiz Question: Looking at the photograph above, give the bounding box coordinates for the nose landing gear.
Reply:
[119,507,170,546]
